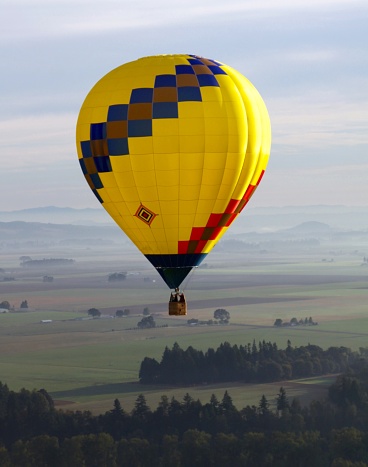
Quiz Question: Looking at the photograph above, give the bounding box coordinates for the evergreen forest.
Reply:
[139,340,359,385]
[0,342,368,465]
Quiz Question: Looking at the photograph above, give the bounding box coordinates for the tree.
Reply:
[117,438,152,467]
[155,395,170,417]
[213,309,230,323]
[139,357,160,383]
[258,394,271,417]
[187,318,199,325]
[161,434,181,467]
[0,301,10,310]
[209,394,219,411]
[59,437,85,466]
[180,429,212,467]
[38,388,54,410]
[19,256,32,264]
[257,360,283,382]
[137,315,155,329]
[329,375,364,408]
[330,427,365,463]
[103,399,127,441]
[108,272,127,282]
[80,433,116,467]
[213,433,241,466]
[276,387,289,413]
[88,308,101,318]
[220,390,235,412]
[0,446,10,466]
[43,276,54,283]
[116,308,130,317]
[243,432,270,466]
[20,300,28,309]
[111,398,125,420]
[143,307,150,315]
[131,394,151,422]
[274,318,283,327]
[26,435,60,467]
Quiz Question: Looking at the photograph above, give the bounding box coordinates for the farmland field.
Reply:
[0,238,368,414]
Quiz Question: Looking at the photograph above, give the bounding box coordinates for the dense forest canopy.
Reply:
[0,370,367,465]
[0,342,367,465]
[139,340,360,385]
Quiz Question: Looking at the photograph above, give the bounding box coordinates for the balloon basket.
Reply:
[168,301,187,316]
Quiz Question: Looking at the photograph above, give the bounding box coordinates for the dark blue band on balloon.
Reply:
[145,253,207,268]
[145,253,207,289]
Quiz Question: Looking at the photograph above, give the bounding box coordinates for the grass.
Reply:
[0,313,366,412]
[51,376,335,415]
[1,246,368,414]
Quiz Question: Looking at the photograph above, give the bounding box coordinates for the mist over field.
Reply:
[2,204,368,230]
[1,205,368,252]
[0,204,368,413]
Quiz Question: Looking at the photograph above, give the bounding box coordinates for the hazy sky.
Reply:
[1,0,367,211]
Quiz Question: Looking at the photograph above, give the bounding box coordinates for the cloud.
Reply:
[267,89,368,154]
[252,163,368,207]
[0,113,76,170]
[2,0,366,42]
[283,49,341,63]
[1,0,367,209]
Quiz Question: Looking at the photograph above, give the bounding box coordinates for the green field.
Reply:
[0,311,349,414]
[1,244,368,413]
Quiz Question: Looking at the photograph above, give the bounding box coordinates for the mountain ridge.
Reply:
[1,205,368,232]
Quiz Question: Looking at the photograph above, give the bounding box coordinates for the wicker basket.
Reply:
[168,300,187,316]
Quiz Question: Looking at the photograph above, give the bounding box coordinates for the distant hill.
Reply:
[230,205,368,233]
[0,206,112,225]
[1,205,368,232]
[0,220,127,249]
[0,216,367,254]
[283,221,334,233]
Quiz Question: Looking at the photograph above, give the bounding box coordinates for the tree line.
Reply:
[0,360,368,465]
[0,300,28,311]
[21,258,75,267]
[274,316,317,327]
[139,340,358,385]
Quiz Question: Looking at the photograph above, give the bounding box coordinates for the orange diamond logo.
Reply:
[135,204,156,226]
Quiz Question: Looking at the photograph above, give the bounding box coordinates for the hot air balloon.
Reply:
[76,54,271,315]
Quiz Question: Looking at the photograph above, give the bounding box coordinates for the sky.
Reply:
[1,0,367,211]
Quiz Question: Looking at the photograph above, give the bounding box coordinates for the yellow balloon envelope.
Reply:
[76,54,271,289]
